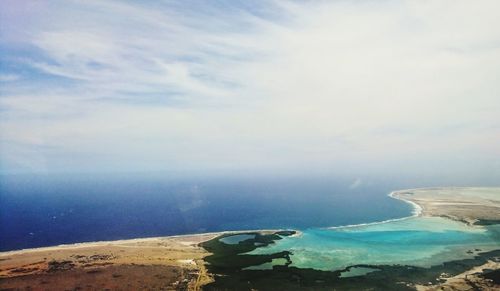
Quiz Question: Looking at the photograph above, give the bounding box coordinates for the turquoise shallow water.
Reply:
[249,217,500,271]
[219,234,255,244]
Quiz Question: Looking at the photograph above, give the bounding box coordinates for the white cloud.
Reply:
[0,0,499,180]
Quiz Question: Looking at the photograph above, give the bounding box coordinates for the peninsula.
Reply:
[391,187,500,225]
[391,187,500,290]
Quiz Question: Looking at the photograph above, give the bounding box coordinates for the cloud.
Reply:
[0,74,20,82]
[0,0,499,181]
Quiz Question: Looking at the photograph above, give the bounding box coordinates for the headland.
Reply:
[390,187,500,290]
[391,187,500,225]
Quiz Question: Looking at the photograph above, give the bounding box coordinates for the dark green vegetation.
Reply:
[475,219,500,226]
[201,231,294,271]
[200,231,500,291]
[481,268,500,284]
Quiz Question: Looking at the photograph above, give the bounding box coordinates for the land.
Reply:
[200,231,500,291]
[392,187,500,225]
[1,187,499,290]
[393,187,500,291]
[200,187,500,290]
[0,233,220,290]
[0,230,289,290]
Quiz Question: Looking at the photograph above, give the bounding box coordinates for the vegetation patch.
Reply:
[201,231,500,290]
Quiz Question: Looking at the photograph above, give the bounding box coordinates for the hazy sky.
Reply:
[1,0,499,181]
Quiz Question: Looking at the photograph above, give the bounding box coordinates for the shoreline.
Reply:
[1,187,498,290]
[2,187,497,255]
[388,189,423,217]
[326,189,423,230]
[0,229,295,256]
[0,233,221,257]
[0,187,446,255]
[390,187,500,226]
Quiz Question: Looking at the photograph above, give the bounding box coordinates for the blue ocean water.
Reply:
[0,174,412,251]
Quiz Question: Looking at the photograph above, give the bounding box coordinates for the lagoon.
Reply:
[249,217,500,271]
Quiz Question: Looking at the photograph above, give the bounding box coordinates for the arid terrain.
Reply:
[393,187,500,291]
[392,187,500,225]
[1,188,499,290]
[0,234,219,290]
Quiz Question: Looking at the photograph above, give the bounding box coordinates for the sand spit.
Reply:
[0,229,295,290]
[393,187,500,291]
[1,187,498,290]
[391,187,500,225]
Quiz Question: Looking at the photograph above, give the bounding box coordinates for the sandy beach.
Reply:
[392,187,500,225]
[0,233,221,290]
[393,187,500,291]
[1,187,498,290]
[0,229,290,290]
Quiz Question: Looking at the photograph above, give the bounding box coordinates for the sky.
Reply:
[1,0,499,182]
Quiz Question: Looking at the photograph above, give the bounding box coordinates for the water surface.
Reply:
[249,217,500,270]
[219,234,255,244]
[0,175,411,251]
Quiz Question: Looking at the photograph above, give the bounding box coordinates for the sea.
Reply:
[0,174,413,251]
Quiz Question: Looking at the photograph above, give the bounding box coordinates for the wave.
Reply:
[326,190,422,230]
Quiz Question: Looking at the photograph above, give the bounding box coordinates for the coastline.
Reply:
[0,228,298,290]
[326,189,422,230]
[5,186,495,256]
[390,187,500,225]
[1,187,499,290]
[0,229,297,256]
[3,187,498,255]
[200,187,500,290]
[388,189,423,217]
[0,230,219,290]
[389,187,500,290]
[0,233,218,257]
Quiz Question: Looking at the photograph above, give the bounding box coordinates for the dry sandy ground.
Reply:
[394,187,500,291]
[392,187,500,225]
[2,188,498,290]
[0,229,283,291]
[415,260,500,291]
[0,233,219,290]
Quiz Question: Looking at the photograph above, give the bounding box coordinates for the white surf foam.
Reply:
[326,190,422,230]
